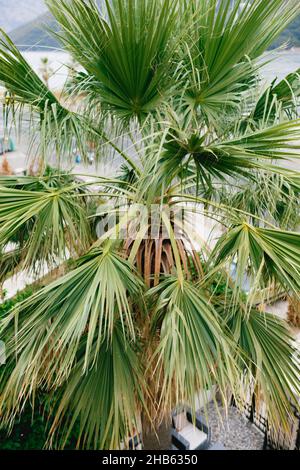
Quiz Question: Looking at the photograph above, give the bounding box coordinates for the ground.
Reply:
[204,402,265,450]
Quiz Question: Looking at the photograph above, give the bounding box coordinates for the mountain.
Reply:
[0,0,47,32]
[5,2,300,51]
[273,16,300,49]
[9,12,60,51]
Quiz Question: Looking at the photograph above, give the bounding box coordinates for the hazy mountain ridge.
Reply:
[4,1,300,51]
[0,0,47,32]
[9,12,60,51]
[273,16,300,49]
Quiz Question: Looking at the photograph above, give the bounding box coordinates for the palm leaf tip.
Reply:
[0,29,60,110]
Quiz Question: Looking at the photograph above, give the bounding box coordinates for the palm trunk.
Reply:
[142,417,172,450]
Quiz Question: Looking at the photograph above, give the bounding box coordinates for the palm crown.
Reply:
[0,0,300,450]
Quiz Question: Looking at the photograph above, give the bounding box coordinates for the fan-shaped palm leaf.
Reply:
[0,182,91,271]
[46,325,148,450]
[0,246,144,386]
[181,0,300,123]
[229,308,300,433]
[149,276,238,415]
[211,223,300,296]
[0,324,148,450]
[47,0,179,119]
[159,118,300,187]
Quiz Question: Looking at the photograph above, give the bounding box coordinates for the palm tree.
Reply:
[0,0,300,450]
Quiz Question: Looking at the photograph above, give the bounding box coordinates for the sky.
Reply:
[0,0,46,32]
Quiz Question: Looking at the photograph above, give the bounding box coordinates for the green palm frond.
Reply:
[159,135,257,187]
[272,166,300,193]
[0,30,92,162]
[211,223,300,296]
[0,180,91,271]
[0,246,144,385]
[220,119,300,160]
[0,31,63,112]
[0,30,131,165]
[1,0,300,450]
[229,309,300,433]
[181,0,300,123]
[149,276,239,414]
[158,118,300,188]
[47,324,148,450]
[0,248,145,445]
[286,176,300,195]
[221,172,300,229]
[253,68,300,122]
[47,0,179,119]
[0,247,24,285]
[0,324,148,450]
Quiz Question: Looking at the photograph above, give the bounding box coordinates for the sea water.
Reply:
[20,49,300,90]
